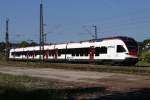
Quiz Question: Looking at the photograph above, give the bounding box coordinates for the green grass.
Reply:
[0,73,68,99]
[136,61,150,67]
[0,73,106,100]
[0,74,34,91]
[136,49,150,67]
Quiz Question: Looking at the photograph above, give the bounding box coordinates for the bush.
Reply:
[143,51,150,63]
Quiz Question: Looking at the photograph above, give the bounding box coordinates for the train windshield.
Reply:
[121,37,138,51]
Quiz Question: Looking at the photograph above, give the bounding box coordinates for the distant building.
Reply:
[142,39,150,52]
[144,43,150,49]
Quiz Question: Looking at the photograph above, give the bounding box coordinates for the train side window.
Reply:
[11,52,15,56]
[58,49,62,56]
[100,47,107,54]
[28,51,32,57]
[52,50,55,56]
[75,48,79,56]
[80,48,88,56]
[95,47,101,56]
[14,52,20,57]
[58,52,61,56]
[80,48,84,56]
[80,52,83,56]
[59,49,66,54]
[76,53,79,56]
[49,50,52,56]
[117,45,126,53]
[85,48,88,56]
[24,52,27,57]
[74,48,79,56]
[34,51,38,56]
[70,49,75,56]
[72,53,75,56]
[85,53,88,56]
[70,48,88,56]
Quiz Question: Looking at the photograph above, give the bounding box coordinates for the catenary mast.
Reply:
[39,0,44,62]
[5,18,9,62]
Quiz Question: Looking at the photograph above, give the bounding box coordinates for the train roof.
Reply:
[79,36,136,43]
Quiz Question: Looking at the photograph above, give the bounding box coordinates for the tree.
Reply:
[143,39,150,47]
[0,42,5,53]
[30,42,38,46]
[19,41,29,47]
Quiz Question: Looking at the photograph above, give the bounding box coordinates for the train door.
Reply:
[107,46,116,59]
[53,49,58,60]
[44,51,49,60]
[27,51,29,60]
[32,51,35,60]
[116,45,126,59]
[89,46,95,60]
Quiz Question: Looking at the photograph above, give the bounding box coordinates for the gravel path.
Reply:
[0,65,116,83]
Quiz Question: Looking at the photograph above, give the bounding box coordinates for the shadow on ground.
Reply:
[95,88,150,100]
[0,86,105,100]
[0,86,150,100]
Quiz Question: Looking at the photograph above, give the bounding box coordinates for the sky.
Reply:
[0,0,150,43]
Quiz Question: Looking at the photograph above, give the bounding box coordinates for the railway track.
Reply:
[1,61,150,75]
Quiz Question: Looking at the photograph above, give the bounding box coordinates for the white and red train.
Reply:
[9,36,138,65]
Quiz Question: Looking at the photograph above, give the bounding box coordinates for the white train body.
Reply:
[9,36,138,65]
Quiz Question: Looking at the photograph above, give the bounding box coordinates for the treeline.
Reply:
[0,41,38,53]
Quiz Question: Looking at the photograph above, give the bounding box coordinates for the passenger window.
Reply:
[95,47,100,56]
[117,45,126,53]
[100,47,107,54]
[85,53,88,56]
[72,53,75,56]
[76,54,79,56]
[80,53,83,56]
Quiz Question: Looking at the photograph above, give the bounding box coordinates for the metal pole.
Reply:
[5,18,9,62]
[39,0,44,62]
[92,25,98,39]
[44,33,46,44]
[39,0,42,61]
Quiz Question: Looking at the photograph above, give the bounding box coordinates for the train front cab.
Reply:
[120,37,139,65]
